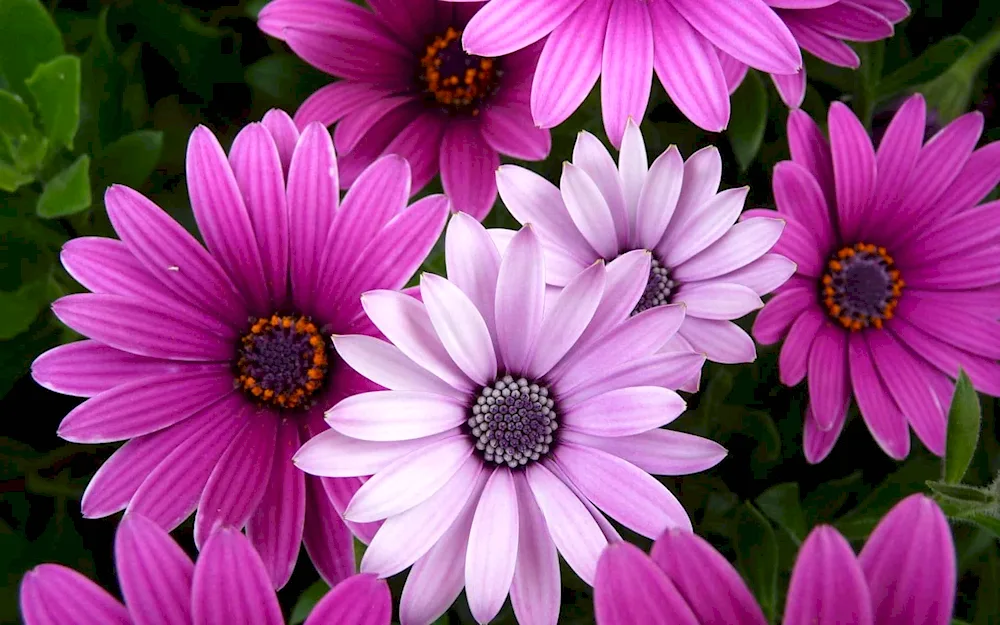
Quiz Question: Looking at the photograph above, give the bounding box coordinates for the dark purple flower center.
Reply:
[419,27,500,116]
[821,243,905,331]
[467,375,558,468]
[632,256,676,316]
[235,314,329,411]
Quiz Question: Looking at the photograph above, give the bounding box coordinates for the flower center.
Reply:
[632,257,676,316]
[467,375,558,469]
[419,27,499,116]
[235,314,329,410]
[820,243,904,331]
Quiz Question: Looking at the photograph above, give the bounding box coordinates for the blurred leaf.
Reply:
[734,502,778,621]
[0,0,63,99]
[876,36,973,100]
[756,483,807,543]
[25,55,81,151]
[0,278,51,339]
[944,371,981,484]
[0,314,61,398]
[36,154,91,218]
[289,579,329,625]
[727,71,767,171]
[0,89,35,138]
[245,53,330,104]
[802,471,864,524]
[0,160,33,192]
[78,6,124,154]
[928,481,996,504]
[924,29,1000,122]
[964,513,1000,538]
[95,130,163,188]
[836,455,938,539]
[855,41,885,125]
[0,436,38,480]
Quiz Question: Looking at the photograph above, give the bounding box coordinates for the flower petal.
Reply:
[115,514,195,625]
[326,391,466,442]
[601,0,654,147]
[807,324,850,431]
[850,333,911,460]
[462,0,587,57]
[828,102,877,240]
[529,261,606,377]
[595,541,699,625]
[562,428,726,476]
[561,163,620,258]
[495,227,546,374]
[510,473,561,625]
[19,565,130,625]
[466,467,520,624]
[303,475,355,586]
[192,529,284,625]
[562,386,685,437]
[784,526,873,625]
[440,121,501,221]
[32,340,185,398]
[422,273,498,386]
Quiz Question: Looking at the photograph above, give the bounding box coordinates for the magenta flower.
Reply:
[720,0,910,108]
[751,94,1000,462]
[294,217,727,625]
[495,121,793,381]
[257,0,550,221]
[442,0,805,143]
[594,494,956,625]
[20,514,392,625]
[31,111,449,588]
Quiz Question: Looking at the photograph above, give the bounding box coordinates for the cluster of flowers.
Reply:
[21,0,1000,623]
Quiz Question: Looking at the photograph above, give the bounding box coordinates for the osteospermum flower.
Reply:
[31,111,449,587]
[294,216,727,625]
[720,0,909,108]
[752,95,1000,462]
[257,0,550,220]
[442,0,804,143]
[20,514,391,625]
[594,493,955,625]
[495,121,793,382]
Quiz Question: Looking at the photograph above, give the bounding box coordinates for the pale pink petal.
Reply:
[559,352,706,408]
[572,131,629,247]
[421,273,498,386]
[562,428,727,476]
[325,391,466,442]
[562,386,685,437]
[677,317,757,364]
[332,335,461,399]
[658,187,748,268]
[445,212,501,352]
[635,146,684,250]
[529,261,606,377]
[495,227,546,373]
[510,473,561,625]
[561,163,620,258]
[601,0,654,147]
[466,468,520,624]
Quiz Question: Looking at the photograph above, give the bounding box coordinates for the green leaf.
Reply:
[0,0,63,99]
[36,154,91,218]
[727,71,767,171]
[25,55,81,151]
[964,513,1000,538]
[943,370,981,484]
[835,455,939,539]
[924,29,1000,123]
[77,6,124,154]
[95,130,163,188]
[245,53,331,105]
[876,36,973,100]
[927,481,996,504]
[756,482,808,543]
[0,89,35,138]
[0,160,33,192]
[289,579,330,625]
[734,502,779,621]
[0,278,51,339]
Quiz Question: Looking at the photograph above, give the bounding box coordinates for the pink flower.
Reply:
[19,514,392,625]
[721,0,910,108]
[751,94,1000,462]
[294,217,727,625]
[258,0,550,221]
[443,0,806,143]
[32,111,449,588]
[494,121,793,383]
[595,494,956,625]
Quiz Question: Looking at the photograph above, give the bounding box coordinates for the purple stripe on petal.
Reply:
[440,121,501,221]
[57,367,233,444]
[752,288,813,345]
[115,514,195,625]
[525,462,608,585]
[859,495,956,625]
[295,81,392,129]
[228,122,290,309]
[555,443,691,536]
[786,109,836,209]
[828,102,877,241]
[779,309,824,386]
[807,324,849,431]
[126,395,248,531]
[466,467,520,624]
[650,529,767,625]
[32,341,186,398]
[649,3,730,132]
[601,0,654,147]
[194,414,278,548]
[344,436,474,523]
[361,456,484,577]
[261,110,299,174]
[247,419,306,589]
[305,574,392,625]
[562,428,727,476]
[19,565,130,625]
[52,293,236,361]
[783,526,873,625]
[462,0,587,57]
[191,529,284,625]
[187,126,270,314]
[803,401,847,464]
[303,475,355,586]
[595,541,699,625]
[530,0,611,129]
[510,473,561,625]
[104,185,247,328]
[850,333,911,460]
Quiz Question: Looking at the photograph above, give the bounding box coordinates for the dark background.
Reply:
[1,0,999,623]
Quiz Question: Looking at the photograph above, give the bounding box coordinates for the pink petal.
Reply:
[570,250,652,352]
[718,253,796,296]
[495,227,547,374]
[529,261,606,377]
[803,401,847,464]
[421,272,498,386]
[859,495,956,625]
[115,514,195,625]
[678,283,764,320]
[332,335,461,398]
[783,526,873,625]
[562,428,727,476]
[635,146,684,250]
[325,391,466,442]
[19,565,130,625]
[772,160,835,250]
[561,163,620,258]
[801,1,894,42]
[674,218,784,283]
[786,109,835,205]
[302,475,355,586]
[828,102,877,241]
[462,0,587,56]
[481,100,552,161]
[510,473,561,625]
[32,341,185,398]
[677,317,757,364]
[560,351,706,408]
[779,309,824,386]
[572,131,629,247]
[658,187,749,268]
[305,574,392,625]
[439,121,500,221]
[466,468,520,624]
[850,333,911,460]
[191,529,284,625]
[807,324,850,431]
[771,69,806,108]
[562,386,686,437]
[752,288,813,345]
[295,81,390,128]
[556,443,691,536]
[601,0,654,147]
[260,110,299,174]
[595,541,699,625]
[445,212,501,351]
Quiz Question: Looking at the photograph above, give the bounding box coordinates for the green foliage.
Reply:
[734,503,779,621]
[37,154,91,218]
[728,71,768,171]
[0,0,63,100]
[25,55,81,151]
[944,371,982,484]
